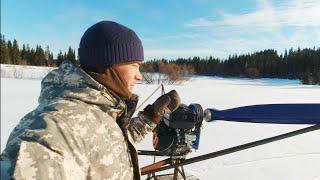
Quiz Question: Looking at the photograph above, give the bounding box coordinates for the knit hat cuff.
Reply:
[80,41,143,71]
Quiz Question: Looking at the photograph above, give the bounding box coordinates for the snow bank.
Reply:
[1,64,56,79]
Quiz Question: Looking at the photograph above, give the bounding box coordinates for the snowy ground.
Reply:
[1,64,320,180]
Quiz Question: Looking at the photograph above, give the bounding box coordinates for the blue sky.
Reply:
[2,0,320,60]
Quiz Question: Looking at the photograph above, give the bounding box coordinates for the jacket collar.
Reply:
[39,61,126,116]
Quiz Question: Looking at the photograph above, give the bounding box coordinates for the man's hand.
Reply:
[143,90,181,124]
[153,90,181,116]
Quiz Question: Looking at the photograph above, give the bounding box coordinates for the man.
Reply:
[1,21,181,179]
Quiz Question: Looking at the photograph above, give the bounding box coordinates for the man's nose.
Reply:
[136,70,142,80]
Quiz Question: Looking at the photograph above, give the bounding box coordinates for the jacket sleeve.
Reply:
[126,112,157,144]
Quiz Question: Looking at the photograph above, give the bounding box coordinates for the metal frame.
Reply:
[140,124,320,177]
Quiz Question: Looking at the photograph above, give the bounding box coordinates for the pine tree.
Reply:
[7,40,13,64]
[35,45,47,66]
[21,44,27,60]
[0,35,10,64]
[25,44,33,65]
[316,69,320,85]
[302,69,314,85]
[12,39,21,65]
[20,44,27,65]
[56,50,64,66]
[66,46,75,61]
[49,53,55,67]
[45,45,55,66]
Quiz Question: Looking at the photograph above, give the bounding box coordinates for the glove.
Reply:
[143,90,181,124]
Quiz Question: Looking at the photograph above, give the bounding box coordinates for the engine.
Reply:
[152,104,204,157]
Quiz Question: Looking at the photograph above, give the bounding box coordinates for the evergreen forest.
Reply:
[1,35,319,85]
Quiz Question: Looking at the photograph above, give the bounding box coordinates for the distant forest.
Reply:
[0,34,77,67]
[1,34,319,85]
[144,48,320,85]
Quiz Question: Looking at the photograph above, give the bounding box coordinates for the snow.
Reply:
[1,64,320,180]
[1,64,55,79]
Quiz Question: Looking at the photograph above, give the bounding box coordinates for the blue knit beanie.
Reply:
[79,21,144,72]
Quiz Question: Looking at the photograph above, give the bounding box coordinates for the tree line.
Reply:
[144,48,320,85]
[0,34,77,67]
[1,35,319,85]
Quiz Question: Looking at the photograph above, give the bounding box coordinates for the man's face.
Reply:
[113,61,142,92]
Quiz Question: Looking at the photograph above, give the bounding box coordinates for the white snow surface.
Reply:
[1,64,320,180]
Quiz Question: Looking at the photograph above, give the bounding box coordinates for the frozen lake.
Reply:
[1,64,320,180]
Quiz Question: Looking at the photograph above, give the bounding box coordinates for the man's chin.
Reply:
[128,85,134,92]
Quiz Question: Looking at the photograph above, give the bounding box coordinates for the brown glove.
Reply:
[143,90,181,124]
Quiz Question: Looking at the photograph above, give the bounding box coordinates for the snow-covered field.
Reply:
[1,64,320,180]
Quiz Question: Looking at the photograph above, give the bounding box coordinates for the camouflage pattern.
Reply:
[1,61,157,180]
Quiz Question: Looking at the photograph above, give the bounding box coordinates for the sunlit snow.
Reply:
[1,64,320,180]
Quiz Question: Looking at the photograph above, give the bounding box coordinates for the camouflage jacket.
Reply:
[1,61,157,180]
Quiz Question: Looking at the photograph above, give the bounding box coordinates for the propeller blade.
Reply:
[204,104,320,124]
